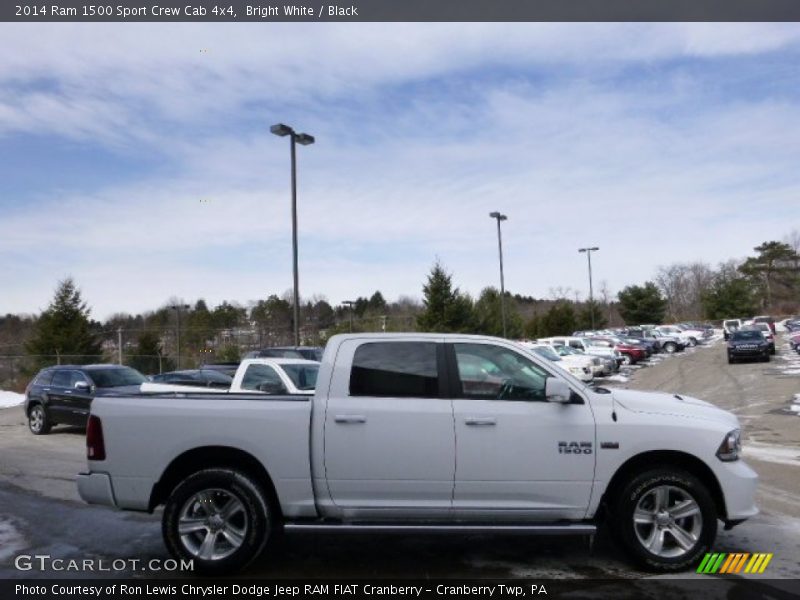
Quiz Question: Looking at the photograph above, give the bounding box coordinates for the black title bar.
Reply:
[4,0,800,22]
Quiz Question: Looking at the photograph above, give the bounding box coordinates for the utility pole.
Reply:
[117,327,123,364]
[578,247,600,330]
[271,123,315,347]
[342,301,356,333]
[489,212,509,338]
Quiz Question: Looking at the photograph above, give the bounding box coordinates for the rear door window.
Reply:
[33,371,54,386]
[349,342,439,398]
[51,371,71,388]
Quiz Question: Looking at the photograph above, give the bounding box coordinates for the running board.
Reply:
[284,523,596,535]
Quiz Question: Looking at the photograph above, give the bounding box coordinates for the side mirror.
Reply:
[545,377,571,404]
[75,381,91,392]
[257,381,288,395]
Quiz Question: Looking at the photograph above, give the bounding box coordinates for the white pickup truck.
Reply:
[140,358,319,396]
[77,333,757,575]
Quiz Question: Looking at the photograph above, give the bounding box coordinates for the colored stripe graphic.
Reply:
[699,552,771,574]
[719,554,736,573]
[733,553,750,573]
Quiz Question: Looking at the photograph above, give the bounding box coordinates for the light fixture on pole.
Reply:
[489,211,508,338]
[170,303,190,369]
[341,300,356,333]
[271,123,315,346]
[578,247,600,329]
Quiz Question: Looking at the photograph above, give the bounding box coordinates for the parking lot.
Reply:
[1,334,799,580]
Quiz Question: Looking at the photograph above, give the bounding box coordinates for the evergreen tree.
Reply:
[128,331,173,375]
[217,343,241,363]
[473,287,523,338]
[539,302,577,336]
[368,291,387,312]
[738,241,800,309]
[701,273,758,319]
[416,262,474,332]
[575,300,608,331]
[26,278,103,368]
[617,282,667,325]
[523,314,543,339]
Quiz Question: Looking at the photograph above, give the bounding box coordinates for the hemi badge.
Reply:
[600,442,620,449]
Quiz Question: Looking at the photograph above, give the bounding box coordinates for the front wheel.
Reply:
[687,337,698,347]
[620,355,632,366]
[28,403,52,435]
[162,468,272,575]
[612,468,717,572]
[663,342,677,354]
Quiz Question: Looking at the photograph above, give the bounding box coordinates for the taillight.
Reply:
[86,415,106,461]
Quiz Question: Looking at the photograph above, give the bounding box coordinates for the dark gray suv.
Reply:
[24,364,146,435]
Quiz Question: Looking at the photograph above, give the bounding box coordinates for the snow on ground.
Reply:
[776,342,800,375]
[791,394,800,415]
[0,517,27,562]
[743,441,800,467]
[605,374,629,383]
[0,390,25,408]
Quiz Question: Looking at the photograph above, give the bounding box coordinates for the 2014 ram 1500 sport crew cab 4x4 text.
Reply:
[77,334,757,574]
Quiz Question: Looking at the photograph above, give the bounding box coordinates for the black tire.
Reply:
[621,355,632,366]
[612,468,717,572]
[762,353,770,363]
[664,342,677,354]
[727,356,735,364]
[28,403,52,435]
[162,468,272,575]
[687,337,698,347]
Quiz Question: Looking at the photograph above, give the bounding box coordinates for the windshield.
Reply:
[732,331,763,341]
[532,346,561,361]
[280,364,319,391]
[89,367,147,388]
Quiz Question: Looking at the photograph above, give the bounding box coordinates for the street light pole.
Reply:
[342,300,355,333]
[271,123,315,347]
[170,304,190,369]
[578,247,600,329]
[489,212,508,338]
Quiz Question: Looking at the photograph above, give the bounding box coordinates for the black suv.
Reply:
[244,346,324,361]
[24,364,146,435]
[150,369,233,388]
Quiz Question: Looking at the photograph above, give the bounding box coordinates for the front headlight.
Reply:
[716,429,741,462]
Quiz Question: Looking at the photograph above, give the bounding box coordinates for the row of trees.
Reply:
[4,232,799,386]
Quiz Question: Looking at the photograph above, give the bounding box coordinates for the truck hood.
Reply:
[611,389,738,427]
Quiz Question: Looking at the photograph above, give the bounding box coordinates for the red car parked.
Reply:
[589,337,647,365]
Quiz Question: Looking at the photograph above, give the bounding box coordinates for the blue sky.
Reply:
[2,23,800,319]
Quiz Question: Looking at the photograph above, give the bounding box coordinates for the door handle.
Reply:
[334,415,367,424]
[465,417,497,426]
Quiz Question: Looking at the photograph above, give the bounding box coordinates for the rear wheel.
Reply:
[612,468,716,572]
[687,338,698,347]
[663,342,677,354]
[162,468,272,575]
[28,404,51,435]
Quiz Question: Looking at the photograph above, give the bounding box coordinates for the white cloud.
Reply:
[2,24,800,318]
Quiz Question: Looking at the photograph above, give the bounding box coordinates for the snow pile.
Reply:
[0,517,27,562]
[776,347,800,375]
[743,442,800,467]
[791,394,800,415]
[0,390,25,409]
[605,374,629,383]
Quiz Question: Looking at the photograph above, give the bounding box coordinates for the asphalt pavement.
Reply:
[1,336,799,579]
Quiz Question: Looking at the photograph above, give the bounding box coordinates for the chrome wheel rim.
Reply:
[30,407,43,432]
[178,488,248,560]
[634,485,702,558]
